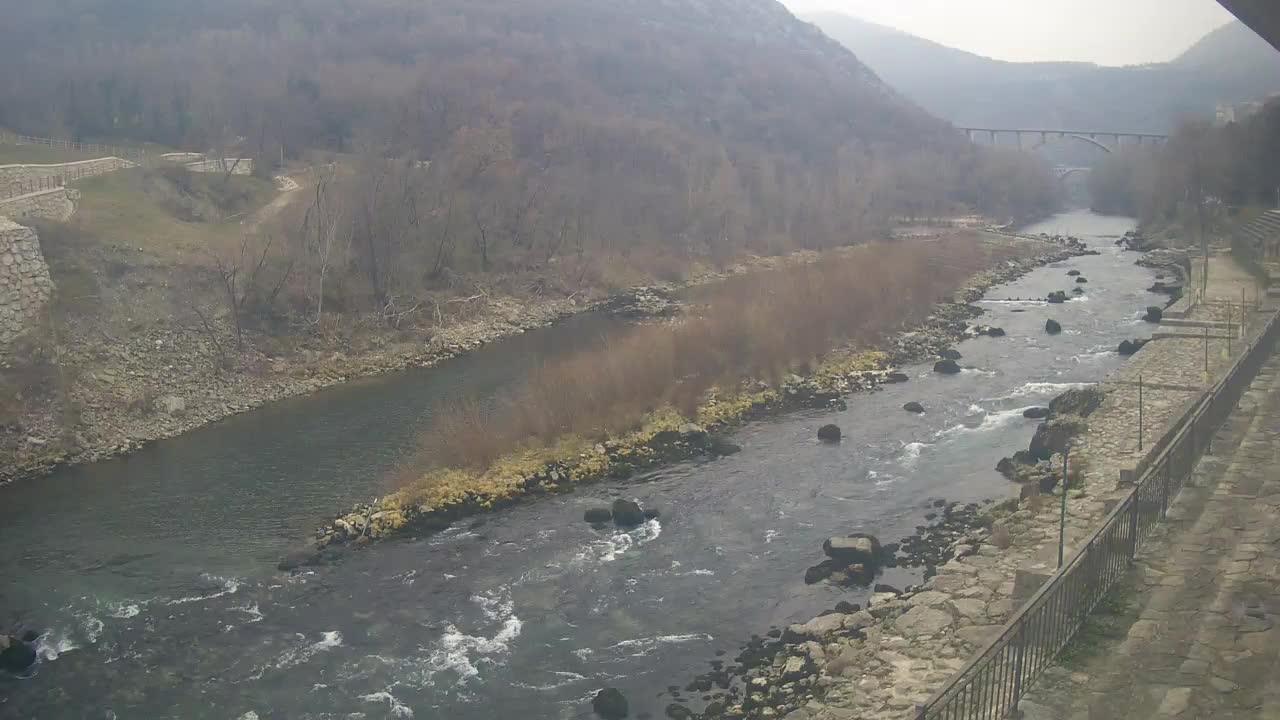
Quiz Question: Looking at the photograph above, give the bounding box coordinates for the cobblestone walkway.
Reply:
[1021,352,1280,720]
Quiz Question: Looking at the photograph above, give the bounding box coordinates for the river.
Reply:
[0,211,1160,719]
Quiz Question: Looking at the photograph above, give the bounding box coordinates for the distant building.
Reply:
[1216,94,1280,125]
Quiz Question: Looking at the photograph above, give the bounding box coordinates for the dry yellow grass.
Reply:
[401,234,1017,485]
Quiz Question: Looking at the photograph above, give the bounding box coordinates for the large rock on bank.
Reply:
[1048,386,1104,418]
[1029,417,1086,461]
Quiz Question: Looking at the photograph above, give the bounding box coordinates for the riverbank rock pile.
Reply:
[896,501,987,576]
[1137,249,1190,303]
[804,533,893,586]
[601,286,682,318]
[995,386,1105,491]
[667,506,998,720]
[1116,230,1165,252]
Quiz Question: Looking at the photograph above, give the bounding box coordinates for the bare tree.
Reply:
[209,232,275,351]
[300,168,351,324]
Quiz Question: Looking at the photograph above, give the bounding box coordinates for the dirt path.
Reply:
[1021,353,1280,719]
[240,173,303,235]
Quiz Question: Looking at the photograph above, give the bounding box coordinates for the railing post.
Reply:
[1159,462,1170,519]
[1011,623,1027,704]
[1127,498,1139,560]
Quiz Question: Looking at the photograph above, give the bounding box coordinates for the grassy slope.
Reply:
[0,145,104,165]
[36,168,277,327]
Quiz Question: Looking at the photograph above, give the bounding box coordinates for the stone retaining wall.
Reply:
[184,158,254,176]
[0,157,135,189]
[0,187,76,222]
[0,218,54,347]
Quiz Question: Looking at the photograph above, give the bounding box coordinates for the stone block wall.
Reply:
[0,187,75,222]
[0,157,136,189]
[184,158,254,176]
[0,218,54,346]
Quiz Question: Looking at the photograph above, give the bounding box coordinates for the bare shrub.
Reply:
[409,234,1022,474]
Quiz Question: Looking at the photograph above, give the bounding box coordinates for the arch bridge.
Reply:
[959,128,1169,153]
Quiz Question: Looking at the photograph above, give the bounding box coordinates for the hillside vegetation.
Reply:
[1,1,1057,313]
[808,15,1280,135]
[1087,99,1280,226]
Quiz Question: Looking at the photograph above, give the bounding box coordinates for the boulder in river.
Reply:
[1075,276,1088,284]
[939,348,962,361]
[903,402,925,414]
[1047,291,1068,304]
[885,372,910,384]
[584,508,613,524]
[1067,270,1081,276]
[0,635,36,674]
[933,359,961,375]
[1045,319,1062,335]
[1143,306,1163,323]
[804,562,835,584]
[817,424,842,443]
[822,533,882,566]
[1023,407,1051,419]
[665,703,695,720]
[277,546,339,572]
[611,499,646,527]
[592,687,629,719]
[709,437,742,457]
[1073,287,1086,295]
[985,327,1007,337]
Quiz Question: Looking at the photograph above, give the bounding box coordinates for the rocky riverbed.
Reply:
[642,237,1241,720]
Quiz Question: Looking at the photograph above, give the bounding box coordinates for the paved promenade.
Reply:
[1020,349,1280,719]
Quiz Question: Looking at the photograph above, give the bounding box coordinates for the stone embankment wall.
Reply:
[0,157,135,188]
[0,186,76,222]
[0,218,54,346]
[184,158,254,176]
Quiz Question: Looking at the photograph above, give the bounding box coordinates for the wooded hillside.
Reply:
[0,0,1058,316]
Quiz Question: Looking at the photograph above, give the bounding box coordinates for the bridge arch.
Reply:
[1033,134,1114,154]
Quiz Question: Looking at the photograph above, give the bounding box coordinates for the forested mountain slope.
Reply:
[0,0,1056,275]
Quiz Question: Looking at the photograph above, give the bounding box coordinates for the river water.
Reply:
[0,211,1160,719]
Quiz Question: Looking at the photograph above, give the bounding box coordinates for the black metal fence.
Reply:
[915,307,1280,720]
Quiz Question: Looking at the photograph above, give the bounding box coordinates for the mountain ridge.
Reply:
[806,13,1280,134]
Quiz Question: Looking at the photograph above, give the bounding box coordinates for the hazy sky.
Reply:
[781,0,1236,65]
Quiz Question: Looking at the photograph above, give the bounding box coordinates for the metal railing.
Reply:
[916,306,1280,720]
[0,130,149,162]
